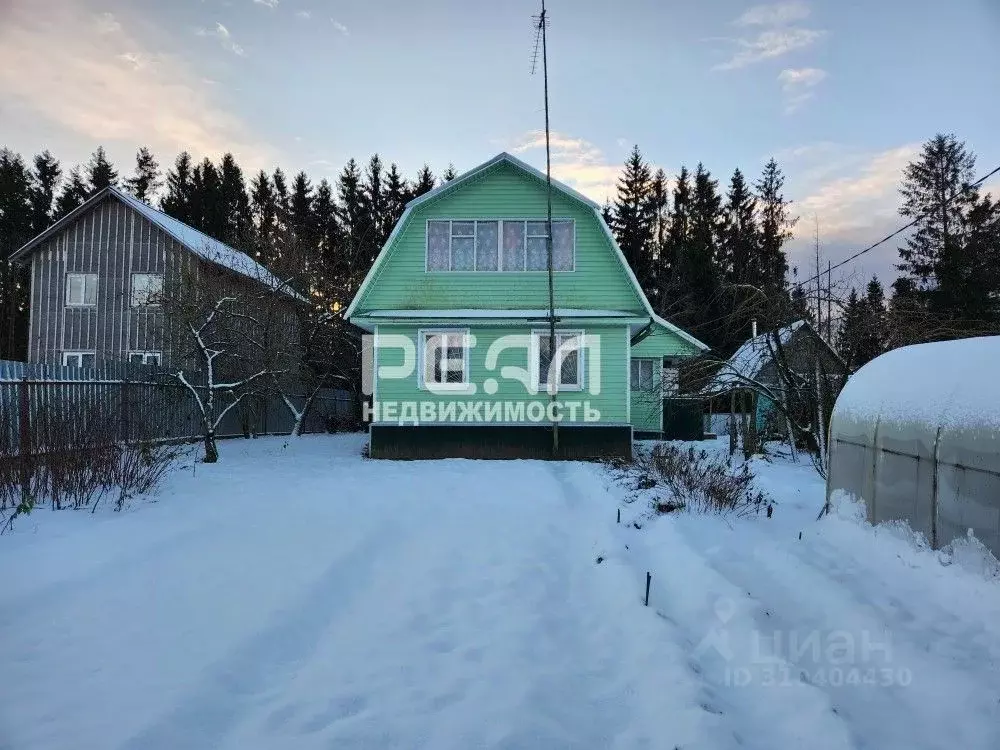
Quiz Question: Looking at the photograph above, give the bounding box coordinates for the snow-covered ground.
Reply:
[1,435,998,750]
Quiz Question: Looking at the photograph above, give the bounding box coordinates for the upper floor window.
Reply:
[131,273,163,307]
[426,219,574,272]
[66,273,97,306]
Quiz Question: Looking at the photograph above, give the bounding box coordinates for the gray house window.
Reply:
[131,273,163,307]
[128,351,161,366]
[63,352,96,368]
[66,273,98,306]
[631,359,655,391]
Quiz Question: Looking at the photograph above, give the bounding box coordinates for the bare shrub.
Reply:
[647,443,770,517]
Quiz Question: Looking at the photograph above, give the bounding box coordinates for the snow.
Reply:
[832,334,1000,430]
[361,308,640,319]
[704,319,806,392]
[2,435,999,750]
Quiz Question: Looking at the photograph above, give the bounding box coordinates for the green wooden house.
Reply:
[345,152,707,459]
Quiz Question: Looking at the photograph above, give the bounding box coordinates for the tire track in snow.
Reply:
[677,517,1000,750]
[117,521,400,750]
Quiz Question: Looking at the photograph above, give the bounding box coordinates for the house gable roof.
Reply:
[704,319,845,392]
[344,152,708,351]
[10,187,294,296]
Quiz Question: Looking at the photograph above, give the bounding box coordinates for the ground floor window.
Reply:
[532,330,583,391]
[420,329,470,390]
[128,351,161,366]
[631,358,655,391]
[62,351,96,368]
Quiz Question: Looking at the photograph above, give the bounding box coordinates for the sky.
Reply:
[2,0,998,293]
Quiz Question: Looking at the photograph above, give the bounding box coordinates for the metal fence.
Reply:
[0,359,354,455]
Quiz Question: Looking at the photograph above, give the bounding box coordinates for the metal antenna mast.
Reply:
[533,0,558,455]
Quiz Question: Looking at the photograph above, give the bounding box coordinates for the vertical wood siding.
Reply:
[26,196,184,366]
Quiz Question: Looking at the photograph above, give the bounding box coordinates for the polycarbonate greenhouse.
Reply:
[827,336,1000,557]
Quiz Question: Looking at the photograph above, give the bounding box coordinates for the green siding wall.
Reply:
[631,323,701,358]
[373,323,629,425]
[628,323,700,433]
[354,162,645,313]
[630,359,662,433]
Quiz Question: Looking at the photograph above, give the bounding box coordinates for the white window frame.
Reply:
[631,358,656,392]
[65,273,98,307]
[417,328,472,392]
[530,329,584,392]
[425,219,575,273]
[130,273,163,308]
[62,351,96,368]
[128,351,162,366]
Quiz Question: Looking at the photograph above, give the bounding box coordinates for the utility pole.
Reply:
[534,0,558,455]
[814,216,822,338]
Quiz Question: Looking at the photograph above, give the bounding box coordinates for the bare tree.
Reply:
[162,261,294,462]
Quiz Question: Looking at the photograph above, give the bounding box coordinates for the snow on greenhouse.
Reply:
[827,335,1000,556]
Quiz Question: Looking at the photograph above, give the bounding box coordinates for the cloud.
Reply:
[736,2,810,27]
[509,131,627,204]
[253,0,279,7]
[295,10,311,20]
[715,28,824,70]
[778,67,827,112]
[197,22,246,57]
[780,143,919,282]
[0,0,275,172]
[116,52,147,70]
[331,19,349,35]
[94,11,121,34]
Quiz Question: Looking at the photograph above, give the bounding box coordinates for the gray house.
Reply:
[10,187,291,369]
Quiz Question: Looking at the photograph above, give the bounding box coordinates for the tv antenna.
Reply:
[531,0,558,455]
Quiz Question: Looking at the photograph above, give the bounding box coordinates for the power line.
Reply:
[796,162,1000,288]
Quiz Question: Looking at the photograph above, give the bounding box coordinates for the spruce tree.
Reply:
[384,162,408,232]
[312,178,340,279]
[218,153,252,249]
[271,167,290,241]
[412,165,435,199]
[0,149,33,358]
[54,167,90,219]
[30,150,62,234]
[894,133,987,328]
[442,164,457,182]
[190,158,223,238]
[755,158,795,291]
[660,166,692,313]
[336,158,365,290]
[85,146,118,191]
[161,152,195,223]
[249,170,276,262]
[125,146,162,203]
[611,145,655,289]
[289,171,316,262]
[362,154,387,257]
[720,169,758,284]
[718,168,761,351]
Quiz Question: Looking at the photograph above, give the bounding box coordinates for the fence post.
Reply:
[122,376,130,444]
[18,376,32,502]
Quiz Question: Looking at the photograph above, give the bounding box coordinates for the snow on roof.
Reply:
[111,189,301,299]
[360,309,640,319]
[831,335,1000,433]
[705,320,807,393]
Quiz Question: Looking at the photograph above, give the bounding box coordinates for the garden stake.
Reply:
[644,572,651,606]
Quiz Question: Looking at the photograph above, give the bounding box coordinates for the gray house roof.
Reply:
[703,320,845,394]
[10,186,295,296]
